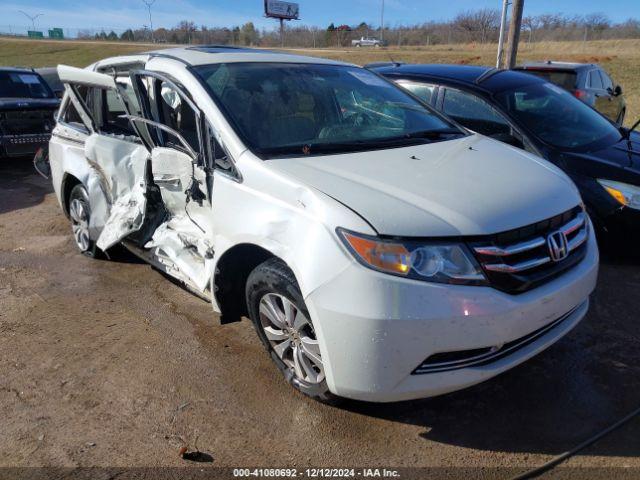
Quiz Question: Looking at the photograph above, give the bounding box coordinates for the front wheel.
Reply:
[246,258,338,404]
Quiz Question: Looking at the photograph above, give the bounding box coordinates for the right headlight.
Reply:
[337,228,486,285]
[597,179,640,210]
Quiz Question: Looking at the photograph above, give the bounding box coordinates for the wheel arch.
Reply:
[213,243,281,325]
[61,173,83,217]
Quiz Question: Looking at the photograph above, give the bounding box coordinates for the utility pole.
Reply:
[18,10,43,32]
[505,0,524,69]
[496,0,509,68]
[280,18,285,47]
[380,0,384,42]
[142,0,156,43]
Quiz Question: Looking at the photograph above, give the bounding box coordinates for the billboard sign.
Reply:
[264,0,300,20]
[49,28,64,39]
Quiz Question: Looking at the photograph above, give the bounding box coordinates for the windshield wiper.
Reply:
[260,136,426,158]
[405,128,465,140]
[259,129,465,158]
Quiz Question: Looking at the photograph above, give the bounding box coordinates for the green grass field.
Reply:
[1,36,638,126]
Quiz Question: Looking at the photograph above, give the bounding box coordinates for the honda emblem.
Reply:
[547,231,569,262]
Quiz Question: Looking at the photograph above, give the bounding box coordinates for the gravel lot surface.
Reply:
[1,158,639,479]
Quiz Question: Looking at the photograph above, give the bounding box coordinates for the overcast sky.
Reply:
[3,0,639,32]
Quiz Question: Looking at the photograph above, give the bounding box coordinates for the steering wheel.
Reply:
[349,112,373,127]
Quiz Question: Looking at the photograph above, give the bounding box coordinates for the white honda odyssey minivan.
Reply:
[48,47,598,403]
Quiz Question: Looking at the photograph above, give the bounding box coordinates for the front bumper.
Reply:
[305,227,599,402]
[601,205,640,243]
[1,133,51,157]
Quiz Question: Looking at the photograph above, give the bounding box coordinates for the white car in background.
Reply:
[48,46,598,403]
[351,36,384,47]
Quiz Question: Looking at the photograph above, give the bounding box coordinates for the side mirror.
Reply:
[614,85,623,96]
[33,146,50,179]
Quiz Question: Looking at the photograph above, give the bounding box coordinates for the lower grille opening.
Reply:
[412,305,579,375]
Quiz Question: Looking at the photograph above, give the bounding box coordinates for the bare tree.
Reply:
[584,12,611,34]
[176,20,197,44]
[522,15,542,43]
[453,8,500,43]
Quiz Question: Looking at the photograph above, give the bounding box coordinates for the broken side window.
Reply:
[80,86,138,138]
[117,78,142,116]
[206,122,238,179]
[102,89,138,137]
[157,81,200,154]
[59,97,89,133]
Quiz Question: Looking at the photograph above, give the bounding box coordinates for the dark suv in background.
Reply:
[515,61,626,125]
[0,67,60,159]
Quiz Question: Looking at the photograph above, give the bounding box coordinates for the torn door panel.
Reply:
[97,181,147,251]
[84,133,148,199]
[145,215,215,292]
[86,168,110,240]
[81,133,150,251]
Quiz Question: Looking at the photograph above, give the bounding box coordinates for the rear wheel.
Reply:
[246,258,339,404]
[68,184,98,258]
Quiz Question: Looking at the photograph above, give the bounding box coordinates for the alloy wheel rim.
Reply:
[258,293,325,385]
[69,197,91,252]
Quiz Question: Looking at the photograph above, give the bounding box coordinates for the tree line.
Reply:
[78,10,640,46]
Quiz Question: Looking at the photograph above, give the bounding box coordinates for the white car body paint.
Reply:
[48,48,598,402]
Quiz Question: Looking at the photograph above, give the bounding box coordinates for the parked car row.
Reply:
[7,48,635,403]
[0,67,60,158]
[369,62,639,246]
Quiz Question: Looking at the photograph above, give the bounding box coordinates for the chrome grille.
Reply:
[469,206,588,293]
[5,133,51,144]
[0,109,56,135]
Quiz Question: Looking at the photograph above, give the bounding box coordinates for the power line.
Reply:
[18,10,43,32]
[141,0,156,43]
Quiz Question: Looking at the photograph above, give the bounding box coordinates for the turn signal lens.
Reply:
[603,185,627,205]
[598,179,640,210]
[340,231,411,275]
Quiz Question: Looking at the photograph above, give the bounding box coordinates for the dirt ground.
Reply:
[1,158,640,479]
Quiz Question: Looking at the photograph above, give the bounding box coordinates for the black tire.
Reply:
[246,258,340,404]
[68,184,100,258]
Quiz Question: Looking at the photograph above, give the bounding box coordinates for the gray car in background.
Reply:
[515,61,626,125]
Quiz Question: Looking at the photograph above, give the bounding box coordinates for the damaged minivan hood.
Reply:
[269,135,581,237]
